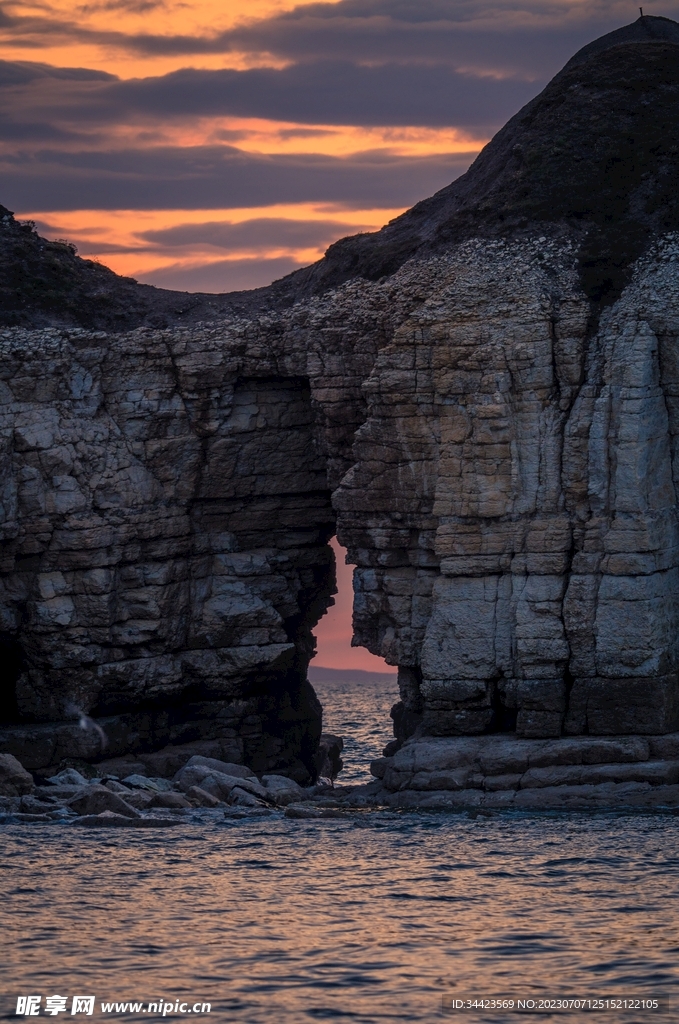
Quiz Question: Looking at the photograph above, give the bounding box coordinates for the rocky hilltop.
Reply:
[3,17,679,802]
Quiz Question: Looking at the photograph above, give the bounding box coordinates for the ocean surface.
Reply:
[2,677,678,1024]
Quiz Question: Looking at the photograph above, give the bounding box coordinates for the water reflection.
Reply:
[1,677,678,1023]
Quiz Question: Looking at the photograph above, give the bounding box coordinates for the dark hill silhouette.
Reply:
[3,15,679,329]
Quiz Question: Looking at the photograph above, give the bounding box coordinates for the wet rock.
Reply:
[261,774,305,805]
[520,760,679,788]
[372,734,679,808]
[150,791,192,809]
[19,794,52,813]
[186,756,256,780]
[118,789,155,810]
[122,774,172,792]
[14,812,55,822]
[185,786,222,808]
[174,764,272,803]
[228,787,263,807]
[335,781,387,808]
[93,741,247,781]
[0,754,34,797]
[223,806,274,819]
[104,779,132,794]
[37,783,92,801]
[316,735,344,782]
[381,734,657,792]
[284,803,345,819]
[73,810,181,827]
[67,784,141,819]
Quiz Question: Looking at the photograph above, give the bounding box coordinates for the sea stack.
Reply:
[2,18,679,802]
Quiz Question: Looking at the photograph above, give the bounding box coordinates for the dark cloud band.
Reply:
[107,61,539,128]
[1,145,473,210]
[140,217,360,251]
[0,58,539,129]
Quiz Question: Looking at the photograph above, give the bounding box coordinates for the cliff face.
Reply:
[2,19,679,774]
[337,235,679,741]
[0,294,393,776]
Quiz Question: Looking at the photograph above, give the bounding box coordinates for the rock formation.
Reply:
[2,17,679,788]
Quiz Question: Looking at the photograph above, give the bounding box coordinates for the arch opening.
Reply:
[310,538,398,782]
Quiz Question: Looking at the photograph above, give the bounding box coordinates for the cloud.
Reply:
[0,58,114,86]
[3,0,668,80]
[0,58,539,130]
[140,216,358,251]
[107,61,539,127]
[77,0,167,11]
[4,0,672,294]
[138,254,303,291]
[0,144,473,209]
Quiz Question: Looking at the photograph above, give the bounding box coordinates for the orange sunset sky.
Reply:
[2,0,676,669]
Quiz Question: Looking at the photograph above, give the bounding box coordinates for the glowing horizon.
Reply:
[313,539,396,674]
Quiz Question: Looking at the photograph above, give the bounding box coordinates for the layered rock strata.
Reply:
[3,231,679,776]
[2,20,679,790]
[368,733,679,811]
[0,296,389,779]
[339,234,679,742]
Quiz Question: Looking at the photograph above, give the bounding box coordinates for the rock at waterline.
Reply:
[229,787,263,807]
[73,811,181,828]
[315,735,344,782]
[185,786,222,808]
[185,756,256,780]
[261,774,305,805]
[0,754,34,797]
[121,774,173,792]
[68,785,141,819]
[117,789,155,810]
[284,804,346,820]
[150,791,192,810]
[173,764,273,803]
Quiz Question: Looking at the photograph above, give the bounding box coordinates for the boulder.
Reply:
[316,734,344,781]
[68,784,141,819]
[185,786,221,808]
[122,774,172,792]
[0,753,34,797]
[228,787,262,807]
[284,803,346,819]
[19,794,60,814]
[150,791,191,809]
[285,803,323,819]
[186,756,256,780]
[104,779,131,793]
[118,789,155,810]
[174,764,272,803]
[73,810,181,827]
[261,774,305,805]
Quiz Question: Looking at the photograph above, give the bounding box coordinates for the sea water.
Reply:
[1,678,678,1024]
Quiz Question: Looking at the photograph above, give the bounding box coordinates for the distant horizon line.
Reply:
[309,665,398,679]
